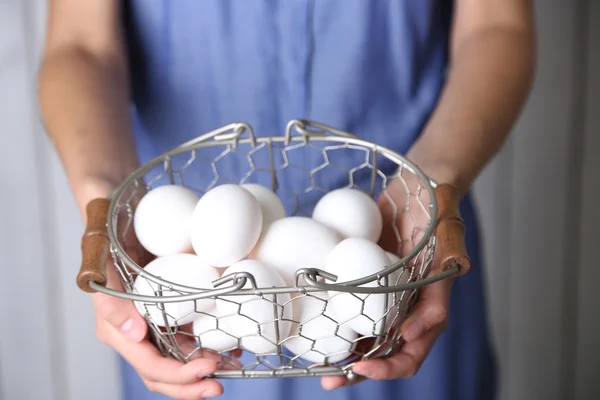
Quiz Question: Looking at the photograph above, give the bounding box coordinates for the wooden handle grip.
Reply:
[77,198,111,293]
[434,184,471,277]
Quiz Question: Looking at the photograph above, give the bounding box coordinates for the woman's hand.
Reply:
[321,174,455,390]
[93,266,225,399]
[80,182,226,400]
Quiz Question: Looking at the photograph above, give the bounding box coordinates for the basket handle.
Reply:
[434,184,471,277]
[77,198,111,293]
[284,119,360,144]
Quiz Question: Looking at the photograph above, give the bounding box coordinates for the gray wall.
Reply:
[0,1,598,399]
[474,2,600,399]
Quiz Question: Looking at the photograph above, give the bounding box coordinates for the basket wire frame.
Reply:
[97,120,447,379]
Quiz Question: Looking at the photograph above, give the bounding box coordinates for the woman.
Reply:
[38,1,535,399]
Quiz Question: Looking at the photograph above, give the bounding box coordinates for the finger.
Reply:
[320,338,375,390]
[107,325,219,384]
[143,378,223,400]
[400,276,452,342]
[377,176,429,255]
[175,330,205,360]
[93,263,147,343]
[321,373,366,391]
[321,324,445,389]
[175,334,242,370]
[352,324,443,380]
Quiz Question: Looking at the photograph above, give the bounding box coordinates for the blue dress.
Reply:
[121,1,497,399]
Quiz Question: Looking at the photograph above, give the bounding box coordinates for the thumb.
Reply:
[93,292,148,342]
[93,266,148,343]
[400,277,452,342]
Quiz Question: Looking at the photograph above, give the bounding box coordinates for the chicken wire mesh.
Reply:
[101,120,444,379]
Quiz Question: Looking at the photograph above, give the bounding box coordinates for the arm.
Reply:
[38,0,138,217]
[38,1,222,398]
[322,0,535,389]
[407,0,536,197]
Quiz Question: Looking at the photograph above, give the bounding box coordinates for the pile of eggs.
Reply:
[132,183,411,364]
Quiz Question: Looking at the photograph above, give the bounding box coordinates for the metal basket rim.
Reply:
[103,121,440,300]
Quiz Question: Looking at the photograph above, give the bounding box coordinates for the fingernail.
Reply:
[120,319,144,342]
[403,319,426,341]
[322,380,336,390]
[198,368,215,379]
[201,390,219,398]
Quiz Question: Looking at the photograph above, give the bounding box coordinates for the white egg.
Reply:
[216,260,293,354]
[241,183,286,228]
[385,251,402,286]
[386,251,401,265]
[283,293,357,364]
[133,254,219,327]
[249,217,342,285]
[312,188,383,242]
[192,309,239,353]
[133,185,199,257]
[324,238,390,336]
[191,184,263,267]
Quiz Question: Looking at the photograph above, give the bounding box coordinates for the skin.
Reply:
[38,0,535,398]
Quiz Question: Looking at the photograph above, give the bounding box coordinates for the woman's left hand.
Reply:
[321,278,452,389]
[321,175,455,390]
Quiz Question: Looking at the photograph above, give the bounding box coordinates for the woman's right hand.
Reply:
[79,181,225,399]
[94,293,224,400]
[92,264,224,399]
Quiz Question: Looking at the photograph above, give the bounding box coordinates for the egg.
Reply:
[283,293,357,364]
[385,251,402,286]
[249,217,342,285]
[217,260,293,354]
[386,251,401,265]
[133,185,199,257]
[133,254,220,327]
[192,309,239,353]
[191,184,263,267]
[324,238,390,336]
[241,183,286,228]
[312,188,383,242]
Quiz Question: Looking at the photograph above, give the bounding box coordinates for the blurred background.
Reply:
[0,1,598,399]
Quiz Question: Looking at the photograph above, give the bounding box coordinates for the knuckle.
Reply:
[440,319,449,332]
[94,295,130,326]
[428,304,448,325]
[402,362,419,378]
[137,366,156,382]
[406,365,419,377]
[396,355,420,378]
[143,380,158,393]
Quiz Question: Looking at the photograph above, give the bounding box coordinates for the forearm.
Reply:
[407,26,535,196]
[38,46,139,216]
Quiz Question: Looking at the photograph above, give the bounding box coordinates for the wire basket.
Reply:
[77,119,470,380]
